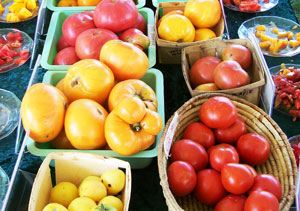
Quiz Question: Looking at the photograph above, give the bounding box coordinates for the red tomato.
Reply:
[194,169,227,205]
[62,13,96,46]
[222,44,252,70]
[132,12,147,34]
[75,28,119,60]
[244,191,279,211]
[207,143,236,156]
[57,35,70,52]
[80,10,94,19]
[189,56,221,87]
[170,139,208,171]
[214,60,250,90]
[214,116,247,145]
[248,174,282,201]
[182,122,215,149]
[53,47,80,65]
[214,194,247,211]
[199,96,238,129]
[93,0,138,32]
[241,164,257,177]
[119,28,150,50]
[210,147,239,172]
[221,163,255,194]
[167,161,197,196]
[236,133,270,165]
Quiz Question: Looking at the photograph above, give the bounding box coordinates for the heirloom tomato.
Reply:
[119,28,150,50]
[156,10,184,28]
[244,191,279,211]
[222,44,252,70]
[51,128,74,149]
[57,35,70,52]
[210,146,239,172]
[194,83,219,91]
[53,47,80,65]
[132,12,147,34]
[215,194,247,211]
[77,0,101,6]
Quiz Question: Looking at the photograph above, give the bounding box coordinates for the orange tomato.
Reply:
[157,10,184,28]
[194,28,216,41]
[184,0,221,28]
[158,14,195,42]
[194,83,219,91]
[56,77,65,92]
[50,128,74,149]
[100,40,149,81]
[57,0,77,7]
[77,0,101,6]
[65,99,108,149]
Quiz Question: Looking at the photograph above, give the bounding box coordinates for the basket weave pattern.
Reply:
[158,93,297,211]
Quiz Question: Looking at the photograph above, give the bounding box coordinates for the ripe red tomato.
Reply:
[53,47,80,65]
[182,122,215,149]
[80,10,94,19]
[189,56,221,87]
[57,35,70,52]
[210,147,239,172]
[221,163,255,194]
[199,96,237,129]
[214,194,247,211]
[75,28,119,60]
[132,12,147,34]
[241,164,257,177]
[222,44,252,70]
[167,161,197,196]
[236,133,270,165]
[194,169,227,205]
[119,28,150,50]
[244,191,279,211]
[93,0,138,32]
[214,60,250,90]
[248,174,282,201]
[207,143,236,156]
[214,116,247,145]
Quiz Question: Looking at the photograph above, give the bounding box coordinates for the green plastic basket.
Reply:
[47,0,145,11]
[26,68,165,169]
[40,7,156,71]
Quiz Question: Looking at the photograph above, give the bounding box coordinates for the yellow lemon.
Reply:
[100,169,125,195]
[50,181,78,208]
[99,195,123,211]
[42,203,68,211]
[79,177,107,202]
[68,197,96,211]
[194,28,216,41]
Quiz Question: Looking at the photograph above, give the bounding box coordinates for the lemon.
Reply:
[100,169,125,195]
[50,181,78,208]
[79,177,107,202]
[68,197,96,211]
[99,195,123,211]
[42,203,68,211]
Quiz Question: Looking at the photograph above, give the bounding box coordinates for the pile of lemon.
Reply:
[43,169,126,211]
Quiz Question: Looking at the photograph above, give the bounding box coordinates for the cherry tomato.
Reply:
[248,174,282,201]
[244,191,279,211]
[214,116,247,145]
[221,163,255,194]
[182,122,215,149]
[194,169,227,205]
[167,161,197,196]
[214,194,247,211]
[170,139,208,171]
[199,96,237,129]
[210,147,239,172]
[207,143,236,156]
[236,133,270,165]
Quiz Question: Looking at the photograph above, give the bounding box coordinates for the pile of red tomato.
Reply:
[167,96,282,210]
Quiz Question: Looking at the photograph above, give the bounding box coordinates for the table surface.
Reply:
[1,0,300,210]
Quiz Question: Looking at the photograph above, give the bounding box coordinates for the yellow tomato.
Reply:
[100,169,126,195]
[77,0,101,6]
[68,197,96,211]
[42,203,68,211]
[194,83,219,91]
[99,196,123,211]
[194,28,216,41]
[50,182,78,208]
[57,0,77,6]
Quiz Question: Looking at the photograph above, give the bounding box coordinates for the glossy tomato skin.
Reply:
[214,116,247,145]
[207,143,236,156]
[222,44,252,70]
[244,191,279,211]
[248,174,282,201]
[167,161,197,196]
[241,164,257,177]
[221,163,255,194]
[194,169,227,205]
[214,194,247,211]
[182,122,215,149]
[53,47,80,65]
[199,96,237,129]
[57,35,70,52]
[119,28,150,50]
[170,139,208,171]
[210,147,239,172]
[132,12,147,34]
[236,133,270,165]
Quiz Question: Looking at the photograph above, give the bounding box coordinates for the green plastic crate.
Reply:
[41,7,156,71]
[26,68,165,169]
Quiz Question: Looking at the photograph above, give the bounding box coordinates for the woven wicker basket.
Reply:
[158,93,297,211]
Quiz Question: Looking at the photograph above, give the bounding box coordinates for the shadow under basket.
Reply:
[157,93,297,211]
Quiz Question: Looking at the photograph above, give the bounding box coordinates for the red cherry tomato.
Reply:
[236,133,270,165]
[210,147,239,172]
[194,169,227,205]
[244,191,279,211]
[214,116,247,145]
[214,194,247,211]
[248,174,282,201]
[199,96,238,129]
[182,122,215,149]
[207,143,236,156]
[167,161,197,196]
[221,163,255,194]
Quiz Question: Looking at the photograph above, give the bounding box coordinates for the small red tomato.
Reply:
[248,174,282,201]
[214,194,247,211]
[207,143,236,157]
[236,133,270,165]
[210,147,239,172]
[244,191,279,211]
[170,139,208,171]
[182,122,215,149]
[214,116,247,145]
[221,163,255,194]
[241,164,257,177]
[194,169,227,205]
[167,161,197,196]
[199,96,238,129]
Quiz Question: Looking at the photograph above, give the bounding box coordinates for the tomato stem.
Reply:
[130,123,142,132]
